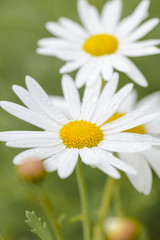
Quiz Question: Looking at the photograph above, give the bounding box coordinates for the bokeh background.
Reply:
[0,0,160,239]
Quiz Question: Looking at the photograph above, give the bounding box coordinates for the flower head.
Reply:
[104,216,142,240]
[116,90,160,194]
[37,0,160,88]
[17,158,47,183]
[0,74,160,179]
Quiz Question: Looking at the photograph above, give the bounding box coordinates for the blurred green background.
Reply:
[0,0,160,239]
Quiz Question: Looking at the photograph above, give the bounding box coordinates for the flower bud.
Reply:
[16,158,47,183]
[104,217,142,240]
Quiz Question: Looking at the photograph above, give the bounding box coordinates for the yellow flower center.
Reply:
[83,34,118,56]
[106,113,146,134]
[59,120,104,148]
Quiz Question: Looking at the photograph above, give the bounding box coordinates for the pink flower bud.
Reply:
[17,158,47,183]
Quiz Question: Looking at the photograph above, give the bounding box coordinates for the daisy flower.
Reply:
[0,73,160,179]
[113,90,160,194]
[37,0,160,88]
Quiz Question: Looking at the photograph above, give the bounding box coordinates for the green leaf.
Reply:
[0,236,5,240]
[57,213,66,225]
[25,210,53,240]
[70,214,84,223]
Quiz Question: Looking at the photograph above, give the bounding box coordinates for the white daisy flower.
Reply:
[0,73,160,179]
[37,0,160,88]
[112,90,160,194]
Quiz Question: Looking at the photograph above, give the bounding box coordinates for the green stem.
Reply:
[93,177,115,240]
[33,184,64,240]
[76,159,91,240]
[113,181,124,217]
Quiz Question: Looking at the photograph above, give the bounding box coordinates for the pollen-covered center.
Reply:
[106,113,146,134]
[59,120,104,148]
[83,34,118,56]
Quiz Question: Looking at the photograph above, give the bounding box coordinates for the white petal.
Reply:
[37,37,84,60]
[121,39,160,49]
[136,39,160,46]
[12,85,63,126]
[25,76,68,125]
[117,0,150,38]
[97,161,121,179]
[101,59,114,80]
[0,131,60,147]
[55,50,83,61]
[75,66,89,88]
[38,38,80,49]
[101,106,148,131]
[91,72,119,122]
[145,120,160,136]
[44,157,59,172]
[13,85,41,113]
[81,78,101,121]
[75,60,100,88]
[93,147,136,175]
[125,18,160,42]
[95,83,133,126]
[13,147,62,165]
[143,147,160,177]
[123,58,148,87]
[46,21,66,37]
[104,111,160,134]
[107,155,136,175]
[62,75,81,119]
[78,0,102,34]
[59,17,88,39]
[75,63,92,88]
[112,55,130,73]
[79,147,101,165]
[46,21,83,42]
[136,91,160,109]
[86,65,101,87]
[60,55,89,73]
[101,0,122,33]
[151,137,160,146]
[118,89,137,112]
[104,132,153,142]
[0,101,57,131]
[118,152,152,195]
[106,133,160,146]
[36,47,58,56]
[98,137,151,152]
[0,131,54,141]
[44,150,67,172]
[120,46,160,57]
[37,47,82,60]
[58,148,78,178]
[51,96,71,119]
[6,137,62,148]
